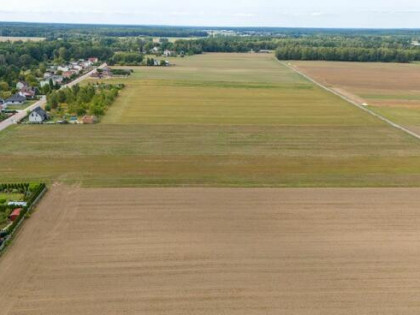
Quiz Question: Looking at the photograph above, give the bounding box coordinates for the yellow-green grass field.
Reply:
[1,53,420,187]
[292,61,420,134]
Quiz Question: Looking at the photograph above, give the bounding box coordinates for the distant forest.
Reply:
[0,22,208,39]
[0,22,420,72]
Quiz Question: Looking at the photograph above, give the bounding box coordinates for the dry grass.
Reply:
[2,185,420,314]
[1,54,420,187]
[292,61,420,131]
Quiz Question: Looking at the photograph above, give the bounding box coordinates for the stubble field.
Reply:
[2,185,420,314]
[0,53,420,187]
[292,61,420,134]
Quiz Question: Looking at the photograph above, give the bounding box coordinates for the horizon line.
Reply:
[1,20,420,31]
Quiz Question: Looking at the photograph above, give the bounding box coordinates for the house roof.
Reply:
[17,81,28,87]
[32,107,48,120]
[10,208,22,217]
[6,93,26,102]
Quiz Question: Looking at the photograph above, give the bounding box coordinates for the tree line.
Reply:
[275,46,420,63]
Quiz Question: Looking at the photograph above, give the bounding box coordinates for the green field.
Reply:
[1,53,420,187]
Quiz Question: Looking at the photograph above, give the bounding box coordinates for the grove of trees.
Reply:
[46,83,124,117]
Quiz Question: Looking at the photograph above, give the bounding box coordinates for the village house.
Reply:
[39,79,51,88]
[151,47,160,54]
[163,50,176,57]
[72,65,83,72]
[29,107,48,124]
[5,93,26,105]
[62,70,76,79]
[82,115,98,124]
[88,57,99,63]
[40,75,64,87]
[16,81,29,90]
[19,87,36,99]
[81,60,92,68]
[43,71,54,79]
[57,65,70,72]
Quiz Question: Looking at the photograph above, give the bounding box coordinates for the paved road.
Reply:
[280,60,420,141]
[0,64,106,132]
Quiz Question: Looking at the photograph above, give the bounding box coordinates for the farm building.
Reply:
[5,94,26,105]
[29,107,48,124]
[9,208,22,222]
[82,115,98,124]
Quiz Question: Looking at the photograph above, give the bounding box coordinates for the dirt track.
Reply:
[2,185,420,314]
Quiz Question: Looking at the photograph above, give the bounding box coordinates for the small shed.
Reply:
[9,208,22,222]
[82,115,98,124]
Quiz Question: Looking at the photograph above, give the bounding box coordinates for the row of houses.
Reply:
[149,47,177,57]
[0,80,40,111]
[40,57,98,88]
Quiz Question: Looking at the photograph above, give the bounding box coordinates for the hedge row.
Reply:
[0,183,29,192]
[26,183,46,205]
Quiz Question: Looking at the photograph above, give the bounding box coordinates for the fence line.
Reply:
[0,186,48,254]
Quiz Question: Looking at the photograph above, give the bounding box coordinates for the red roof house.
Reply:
[9,208,22,222]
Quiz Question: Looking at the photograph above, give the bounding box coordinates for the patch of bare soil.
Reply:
[2,186,420,314]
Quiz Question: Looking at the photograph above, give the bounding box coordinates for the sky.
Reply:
[1,0,420,28]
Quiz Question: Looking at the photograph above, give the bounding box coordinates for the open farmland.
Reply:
[292,61,420,134]
[0,53,420,187]
[2,186,420,314]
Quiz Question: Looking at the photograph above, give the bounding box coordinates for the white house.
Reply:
[163,50,175,57]
[29,107,48,123]
[16,81,29,90]
[57,66,70,72]
[40,75,63,87]
[151,47,160,54]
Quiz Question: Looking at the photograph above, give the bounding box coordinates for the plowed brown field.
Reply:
[1,185,420,314]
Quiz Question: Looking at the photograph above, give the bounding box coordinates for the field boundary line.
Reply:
[278,60,420,141]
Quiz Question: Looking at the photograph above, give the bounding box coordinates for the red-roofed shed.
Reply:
[9,208,22,222]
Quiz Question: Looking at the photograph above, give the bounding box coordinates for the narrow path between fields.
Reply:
[279,59,420,141]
